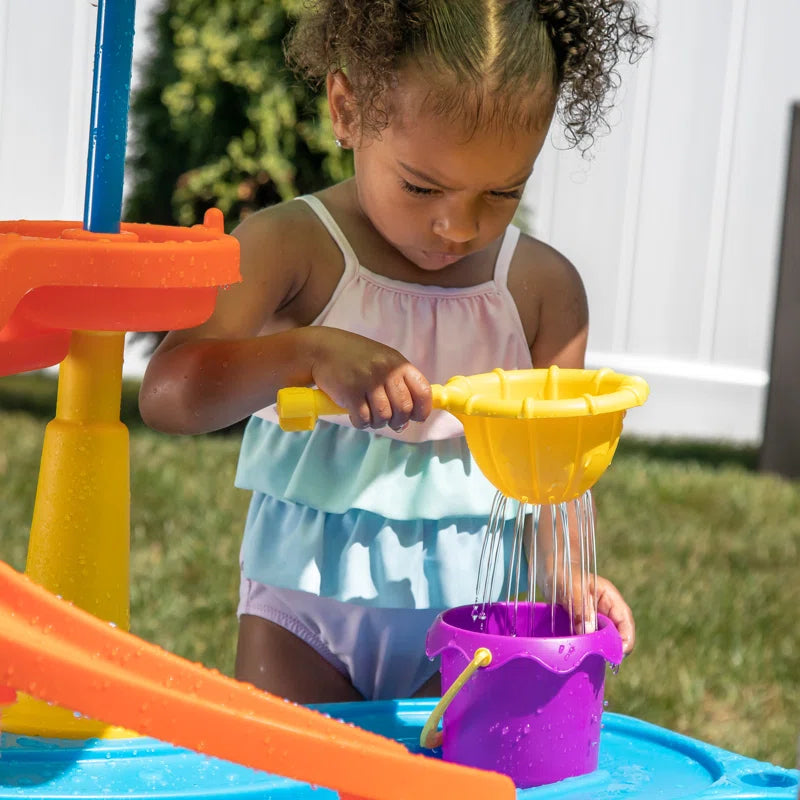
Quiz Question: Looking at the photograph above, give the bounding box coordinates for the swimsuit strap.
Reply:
[493,224,522,287]
[297,195,359,273]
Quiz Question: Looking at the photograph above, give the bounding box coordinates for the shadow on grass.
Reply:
[2,372,762,465]
[0,372,146,427]
[616,436,759,471]
[0,372,246,436]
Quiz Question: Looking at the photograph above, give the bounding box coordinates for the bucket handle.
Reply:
[419,647,492,750]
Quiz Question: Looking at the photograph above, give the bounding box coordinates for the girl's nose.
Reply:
[432,202,479,244]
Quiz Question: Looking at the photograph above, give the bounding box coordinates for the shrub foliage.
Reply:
[125,0,352,227]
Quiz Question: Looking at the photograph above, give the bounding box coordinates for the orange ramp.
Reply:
[0,560,514,800]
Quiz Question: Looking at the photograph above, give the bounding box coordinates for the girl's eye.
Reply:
[489,189,523,200]
[399,177,522,200]
[400,179,436,196]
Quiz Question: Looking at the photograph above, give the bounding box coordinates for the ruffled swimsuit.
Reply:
[236,195,532,698]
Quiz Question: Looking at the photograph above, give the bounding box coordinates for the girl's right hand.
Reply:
[307,327,433,432]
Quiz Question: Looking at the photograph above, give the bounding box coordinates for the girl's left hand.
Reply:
[570,575,635,655]
[540,573,635,656]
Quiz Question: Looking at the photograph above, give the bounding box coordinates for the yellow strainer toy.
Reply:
[277,366,648,504]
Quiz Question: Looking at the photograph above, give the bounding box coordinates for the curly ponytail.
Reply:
[285,0,651,153]
[536,0,651,150]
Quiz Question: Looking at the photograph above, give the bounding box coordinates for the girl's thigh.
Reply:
[235,613,363,703]
[412,670,441,698]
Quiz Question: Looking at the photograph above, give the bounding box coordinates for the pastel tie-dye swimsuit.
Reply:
[236,194,532,698]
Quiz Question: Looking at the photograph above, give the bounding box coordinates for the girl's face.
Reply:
[329,69,554,272]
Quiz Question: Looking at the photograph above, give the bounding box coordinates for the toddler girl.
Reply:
[140,0,650,703]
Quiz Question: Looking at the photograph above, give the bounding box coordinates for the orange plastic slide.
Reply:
[0,560,514,800]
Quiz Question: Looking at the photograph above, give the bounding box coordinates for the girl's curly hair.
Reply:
[285,0,651,153]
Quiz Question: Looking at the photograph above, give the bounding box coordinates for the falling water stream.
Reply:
[472,488,598,638]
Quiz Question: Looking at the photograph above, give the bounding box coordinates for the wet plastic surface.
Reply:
[1,701,797,798]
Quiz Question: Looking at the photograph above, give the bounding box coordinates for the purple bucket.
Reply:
[425,602,623,788]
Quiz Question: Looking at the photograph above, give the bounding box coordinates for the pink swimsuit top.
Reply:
[255,195,533,443]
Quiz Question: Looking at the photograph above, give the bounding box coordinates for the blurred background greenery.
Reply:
[125,0,352,229]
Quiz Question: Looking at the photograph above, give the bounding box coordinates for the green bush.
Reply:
[125,0,353,228]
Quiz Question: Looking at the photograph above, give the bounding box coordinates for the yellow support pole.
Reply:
[3,329,134,738]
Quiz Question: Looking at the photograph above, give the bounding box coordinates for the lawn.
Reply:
[1,373,798,769]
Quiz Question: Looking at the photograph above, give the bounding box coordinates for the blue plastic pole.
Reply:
[83,0,137,234]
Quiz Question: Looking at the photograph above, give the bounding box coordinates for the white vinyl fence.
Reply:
[523,0,800,442]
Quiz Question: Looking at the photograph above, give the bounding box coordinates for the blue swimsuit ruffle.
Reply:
[235,416,518,521]
[235,417,525,609]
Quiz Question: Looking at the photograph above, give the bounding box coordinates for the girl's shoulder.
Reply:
[508,232,585,296]
[233,194,340,275]
[232,192,348,326]
[506,231,588,356]
[508,232,586,309]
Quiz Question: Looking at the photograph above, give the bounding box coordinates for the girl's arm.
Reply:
[139,203,431,435]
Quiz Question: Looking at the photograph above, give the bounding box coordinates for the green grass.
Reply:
[1,373,798,769]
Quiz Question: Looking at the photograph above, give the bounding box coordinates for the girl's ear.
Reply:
[327,71,358,148]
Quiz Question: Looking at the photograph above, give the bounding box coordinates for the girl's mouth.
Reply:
[423,251,466,267]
